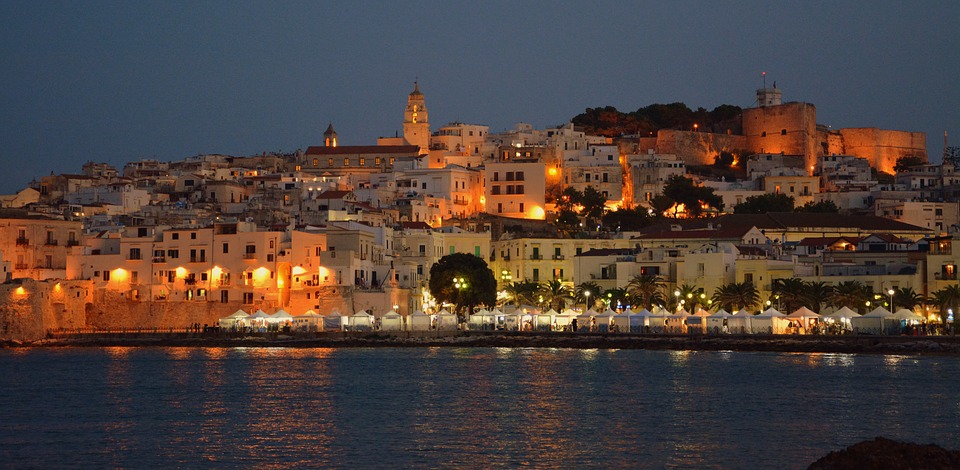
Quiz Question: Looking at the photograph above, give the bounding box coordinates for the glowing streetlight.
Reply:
[888,288,895,311]
[584,290,591,311]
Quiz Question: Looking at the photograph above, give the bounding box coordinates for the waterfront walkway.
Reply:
[21,329,960,355]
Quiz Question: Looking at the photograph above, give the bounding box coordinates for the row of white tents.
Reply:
[219,305,929,335]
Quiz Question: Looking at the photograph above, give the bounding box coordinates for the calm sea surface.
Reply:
[1,347,958,469]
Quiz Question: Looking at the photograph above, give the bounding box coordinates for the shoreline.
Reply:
[6,332,960,356]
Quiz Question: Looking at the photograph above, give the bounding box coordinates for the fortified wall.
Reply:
[648,130,747,167]
[0,278,409,341]
[833,128,927,175]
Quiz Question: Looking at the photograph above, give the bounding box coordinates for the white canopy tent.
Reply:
[706,309,732,334]
[468,308,497,331]
[246,309,272,331]
[436,309,459,331]
[666,309,690,334]
[611,308,632,333]
[381,310,404,332]
[323,310,344,331]
[785,307,821,334]
[293,310,323,332]
[219,309,249,330]
[630,308,654,333]
[751,308,788,334]
[408,309,432,331]
[350,310,375,331]
[852,307,895,335]
[685,308,711,334]
[727,309,754,334]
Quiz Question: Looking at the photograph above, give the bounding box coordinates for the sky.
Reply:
[1,1,958,194]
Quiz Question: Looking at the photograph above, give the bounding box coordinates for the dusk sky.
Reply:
[1,1,957,194]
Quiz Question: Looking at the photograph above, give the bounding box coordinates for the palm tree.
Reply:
[626,274,664,310]
[539,280,573,311]
[771,277,806,313]
[828,281,871,314]
[677,283,707,312]
[931,285,960,328]
[602,287,631,311]
[804,281,833,313]
[575,282,602,310]
[711,281,760,313]
[504,280,539,307]
[892,287,926,312]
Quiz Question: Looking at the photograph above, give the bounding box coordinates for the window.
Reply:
[419,245,426,255]
[172,233,179,240]
[493,172,499,182]
[344,158,350,166]
[223,243,229,254]
[491,185,501,195]
[375,157,381,165]
[781,129,787,135]
[475,246,481,257]
[129,248,141,260]
[497,203,502,213]
[607,155,613,161]
[519,203,524,212]
[191,233,196,240]
[328,158,334,166]
[516,185,524,194]
[744,273,754,283]
[167,249,179,259]
[359,158,365,166]
[313,158,319,166]
[603,173,608,183]
[516,171,524,181]
[102,271,110,281]
[532,269,539,282]
[450,246,455,255]
[131,271,138,284]
[761,131,767,137]
[417,265,423,275]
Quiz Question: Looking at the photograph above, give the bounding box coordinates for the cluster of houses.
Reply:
[1,83,959,326]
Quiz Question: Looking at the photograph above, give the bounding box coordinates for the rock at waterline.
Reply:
[808,437,960,470]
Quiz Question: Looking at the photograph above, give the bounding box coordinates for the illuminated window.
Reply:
[344,158,350,166]
[313,158,319,166]
[375,157,381,165]
[328,158,334,166]
[359,158,365,166]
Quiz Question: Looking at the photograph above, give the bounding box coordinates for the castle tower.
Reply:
[402,81,430,153]
[756,86,782,107]
[323,123,338,147]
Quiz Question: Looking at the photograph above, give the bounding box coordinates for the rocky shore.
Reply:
[6,332,960,355]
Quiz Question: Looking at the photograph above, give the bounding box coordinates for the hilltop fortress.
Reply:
[629,87,926,174]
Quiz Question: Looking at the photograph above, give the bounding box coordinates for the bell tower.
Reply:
[403,81,430,153]
[323,123,338,147]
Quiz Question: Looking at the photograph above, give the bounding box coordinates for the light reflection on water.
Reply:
[1,347,959,469]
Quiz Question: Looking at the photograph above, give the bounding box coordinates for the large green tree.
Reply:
[828,281,872,314]
[428,253,497,315]
[734,193,795,214]
[627,274,665,310]
[661,175,723,217]
[539,280,573,311]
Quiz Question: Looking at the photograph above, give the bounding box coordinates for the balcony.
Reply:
[45,240,58,246]
[553,254,564,260]
[16,237,29,246]
[66,240,80,247]
[243,253,257,260]
[152,256,166,263]
[935,272,957,281]
[15,263,28,270]
[502,255,511,261]
[530,254,543,260]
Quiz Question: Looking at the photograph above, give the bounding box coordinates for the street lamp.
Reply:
[674,289,681,311]
[888,288,895,311]
[584,290,591,311]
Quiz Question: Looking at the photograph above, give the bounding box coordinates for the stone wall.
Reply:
[0,279,410,341]
[0,280,91,341]
[837,128,927,174]
[654,130,747,167]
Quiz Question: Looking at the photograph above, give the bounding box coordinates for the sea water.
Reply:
[1,347,958,469]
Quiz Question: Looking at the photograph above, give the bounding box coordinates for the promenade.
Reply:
[15,329,960,356]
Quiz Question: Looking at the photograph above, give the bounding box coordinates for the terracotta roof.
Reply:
[316,190,352,200]
[400,221,432,230]
[305,145,420,155]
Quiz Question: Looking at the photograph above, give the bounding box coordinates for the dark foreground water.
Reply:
[1,348,958,469]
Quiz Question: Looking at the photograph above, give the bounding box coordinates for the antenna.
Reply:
[762,71,767,89]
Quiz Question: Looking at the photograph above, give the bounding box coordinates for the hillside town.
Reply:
[2,82,959,340]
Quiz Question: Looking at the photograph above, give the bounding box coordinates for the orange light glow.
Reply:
[253,267,271,284]
[548,167,558,176]
[111,268,128,282]
[175,267,187,279]
[15,286,25,295]
[291,266,307,276]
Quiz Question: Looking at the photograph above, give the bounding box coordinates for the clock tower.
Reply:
[402,81,430,154]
